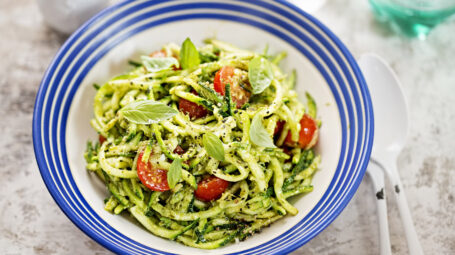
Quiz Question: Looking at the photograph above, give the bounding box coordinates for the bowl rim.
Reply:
[32,0,374,254]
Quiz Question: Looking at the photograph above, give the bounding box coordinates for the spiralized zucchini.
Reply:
[84,39,320,249]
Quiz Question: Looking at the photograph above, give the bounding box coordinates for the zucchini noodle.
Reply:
[84,39,320,249]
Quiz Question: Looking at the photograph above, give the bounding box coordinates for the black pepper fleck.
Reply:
[376,188,384,200]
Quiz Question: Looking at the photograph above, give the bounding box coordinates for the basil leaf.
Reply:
[141,56,179,72]
[167,158,182,189]
[180,38,200,69]
[249,113,276,148]
[120,100,178,124]
[248,56,274,94]
[202,132,225,161]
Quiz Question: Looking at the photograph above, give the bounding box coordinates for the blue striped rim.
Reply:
[32,1,373,254]
[35,0,370,254]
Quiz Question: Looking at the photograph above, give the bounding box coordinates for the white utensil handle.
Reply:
[386,163,424,255]
[367,164,392,255]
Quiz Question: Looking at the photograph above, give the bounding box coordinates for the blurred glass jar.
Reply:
[369,0,455,38]
[36,0,109,34]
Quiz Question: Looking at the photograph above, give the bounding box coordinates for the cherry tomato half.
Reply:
[149,49,180,70]
[137,151,170,192]
[285,114,319,149]
[179,96,208,120]
[274,120,285,136]
[149,49,167,58]
[194,176,229,201]
[213,66,250,108]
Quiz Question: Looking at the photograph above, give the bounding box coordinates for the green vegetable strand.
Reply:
[84,38,321,250]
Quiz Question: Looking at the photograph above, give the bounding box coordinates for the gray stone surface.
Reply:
[0,0,454,254]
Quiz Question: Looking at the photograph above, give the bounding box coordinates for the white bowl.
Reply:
[33,1,374,254]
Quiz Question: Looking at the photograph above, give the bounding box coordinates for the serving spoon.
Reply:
[358,54,424,255]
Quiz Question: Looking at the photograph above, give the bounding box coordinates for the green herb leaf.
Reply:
[202,132,225,161]
[167,158,182,189]
[180,38,200,69]
[141,56,179,72]
[120,100,178,124]
[248,56,274,94]
[249,113,276,148]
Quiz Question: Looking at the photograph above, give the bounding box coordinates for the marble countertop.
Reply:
[1,0,454,254]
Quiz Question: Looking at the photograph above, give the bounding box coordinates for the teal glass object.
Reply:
[369,0,455,39]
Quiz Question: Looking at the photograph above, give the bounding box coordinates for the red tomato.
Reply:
[149,49,180,70]
[179,96,208,120]
[194,176,229,201]
[213,66,251,108]
[137,151,170,192]
[274,120,285,136]
[285,114,319,149]
[99,135,107,144]
[173,146,191,165]
[282,146,292,155]
[149,49,167,58]
[214,66,234,95]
